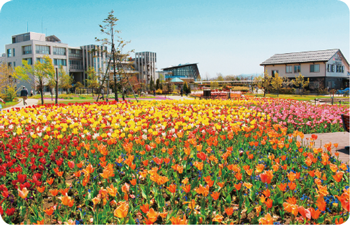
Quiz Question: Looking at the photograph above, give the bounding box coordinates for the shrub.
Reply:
[231,86,249,91]
[59,94,74,99]
[156,89,162,94]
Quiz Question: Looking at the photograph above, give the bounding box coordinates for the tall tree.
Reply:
[156,78,160,90]
[15,55,55,105]
[254,70,272,97]
[292,73,309,95]
[58,65,73,93]
[271,72,283,96]
[95,10,135,102]
[85,66,99,96]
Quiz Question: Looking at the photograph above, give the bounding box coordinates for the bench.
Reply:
[341,114,350,151]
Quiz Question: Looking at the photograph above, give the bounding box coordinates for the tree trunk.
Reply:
[51,89,53,101]
[40,80,44,105]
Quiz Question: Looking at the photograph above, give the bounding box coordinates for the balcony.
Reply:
[69,64,84,71]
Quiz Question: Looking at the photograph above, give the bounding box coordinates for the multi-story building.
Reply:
[0,53,6,65]
[3,32,149,94]
[162,63,200,83]
[260,49,349,90]
[134,52,157,89]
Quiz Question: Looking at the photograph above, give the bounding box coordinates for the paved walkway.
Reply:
[4,98,39,111]
[297,132,349,163]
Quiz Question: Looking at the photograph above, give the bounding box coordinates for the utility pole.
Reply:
[55,68,58,104]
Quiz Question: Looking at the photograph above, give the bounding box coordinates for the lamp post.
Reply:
[55,67,58,104]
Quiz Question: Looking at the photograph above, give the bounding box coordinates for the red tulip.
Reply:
[68,161,75,169]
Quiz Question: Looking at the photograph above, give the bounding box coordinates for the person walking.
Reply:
[153,88,156,97]
[30,90,33,97]
[20,86,28,105]
[180,88,183,97]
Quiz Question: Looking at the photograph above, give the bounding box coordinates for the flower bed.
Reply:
[0,100,348,224]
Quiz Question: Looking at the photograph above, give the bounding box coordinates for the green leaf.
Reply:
[226,194,232,204]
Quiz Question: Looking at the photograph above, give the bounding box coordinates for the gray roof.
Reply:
[260,49,340,65]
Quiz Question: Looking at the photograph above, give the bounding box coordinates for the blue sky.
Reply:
[0,0,349,78]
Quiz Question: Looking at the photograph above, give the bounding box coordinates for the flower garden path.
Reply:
[298,132,349,163]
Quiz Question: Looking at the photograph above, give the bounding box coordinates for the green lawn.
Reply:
[1,101,20,109]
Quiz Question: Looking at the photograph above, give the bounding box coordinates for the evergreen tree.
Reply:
[183,81,188,94]
[156,79,160,90]
[150,76,154,91]
[187,83,191,94]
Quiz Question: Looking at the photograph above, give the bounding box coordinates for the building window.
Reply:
[330,65,334,72]
[7,49,11,57]
[54,59,67,66]
[23,58,32,65]
[286,66,292,73]
[8,62,11,67]
[36,45,50,54]
[310,64,320,73]
[294,65,300,73]
[13,62,16,67]
[271,70,279,77]
[37,58,44,63]
[23,46,32,55]
[327,64,330,72]
[336,65,344,73]
[53,47,66,55]
[13,48,15,57]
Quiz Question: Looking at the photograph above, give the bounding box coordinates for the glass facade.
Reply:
[54,59,67,66]
[7,49,11,57]
[36,45,50,54]
[310,64,320,73]
[294,65,300,73]
[53,47,66,55]
[23,58,32,65]
[163,64,199,80]
[23,45,32,55]
[37,58,44,63]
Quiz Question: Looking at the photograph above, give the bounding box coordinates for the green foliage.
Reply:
[0,85,18,102]
[271,72,283,95]
[254,70,272,97]
[59,66,74,92]
[14,55,55,105]
[150,76,155,91]
[210,81,219,89]
[183,81,188,94]
[292,73,309,95]
[156,79,160,90]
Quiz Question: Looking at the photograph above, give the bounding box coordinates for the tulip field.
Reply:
[0,98,349,224]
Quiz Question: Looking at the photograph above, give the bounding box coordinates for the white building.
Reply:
[134,52,157,88]
[260,49,349,90]
[4,32,156,93]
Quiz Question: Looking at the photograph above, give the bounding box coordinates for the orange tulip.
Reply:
[44,207,55,216]
[147,208,159,224]
[140,203,150,214]
[310,208,321,220]
[47,177,54,185]
[278,183,287,192]
[130,179,137,186]
[258,213,273,225]
[18,187,29,199]
[50,189,59,196]
[37,186,45,193]
[182,184,191,193]
[234,183,242,191]
[288,182,296,190]
[167,184,176,193]
[225,207,234,216]
[211,191,220,200]
[265,198,273,209]
[333,171,344,182]
[255,205,261,216]
[170,215,187,225]
[212,214,224,223]
[114,201,129,218]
